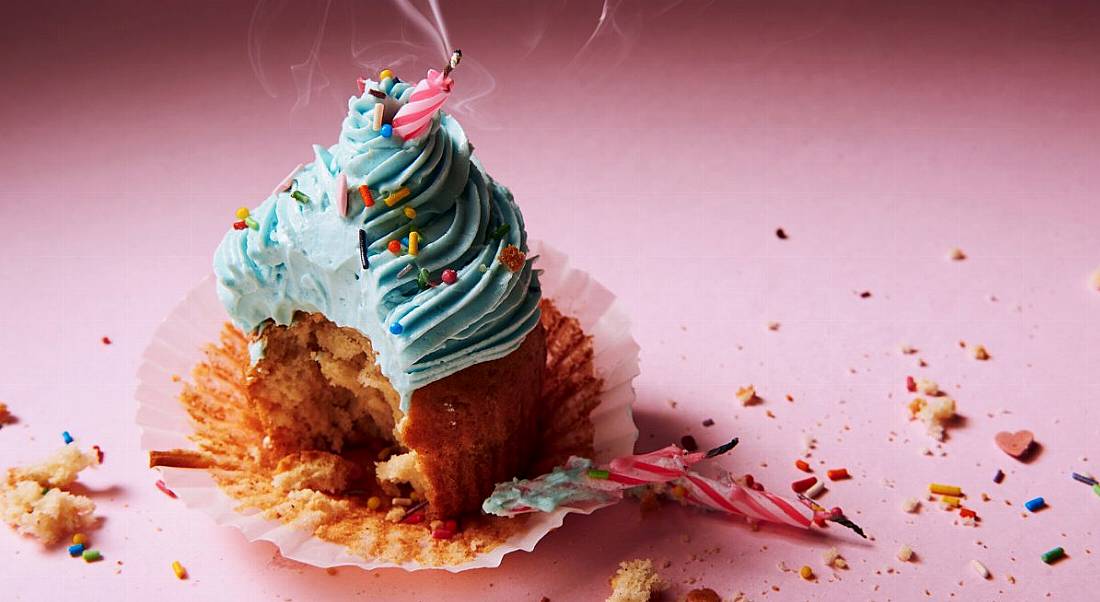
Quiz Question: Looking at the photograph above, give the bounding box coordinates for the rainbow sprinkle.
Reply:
[385,187,410,207]
[291,190,311,204]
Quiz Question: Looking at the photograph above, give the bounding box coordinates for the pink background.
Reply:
[2,1,1099,599]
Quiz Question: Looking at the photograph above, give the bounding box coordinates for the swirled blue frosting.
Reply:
[213,77,541,412]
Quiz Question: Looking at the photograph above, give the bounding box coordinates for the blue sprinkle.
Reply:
[380,124,393,138]
[401,237,409,247]
[1072,472,1097,486]
[68,543,84,557]
[389,323,404,335]
[1024,496,1046,512]
[62,431,73,444]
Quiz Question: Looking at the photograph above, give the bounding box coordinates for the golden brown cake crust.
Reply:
[167,299,604,566]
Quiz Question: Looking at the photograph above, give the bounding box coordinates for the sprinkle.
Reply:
[82,549,102,563]
[432,528,455,540]
[379,68,393,80]
[417,268,430,290]
[791,477,817,493]
[291,190,311,204]
[960,507,977,519]
[1041,546,1065,564]
[929,483,962,496]
[1071,472,1097,486]
[389,322,404,335]
[273,163,304,195]
[827,468,850,481]
[387,240,402,254]
[372,103,385,131]
[172,560,187,579]
[906,375,917,392]
[380,124,393,138]
[333,173,348,217]
[805,479,826,499]
[235,207,250,219]
[68,543,85,556]
[1093,483,1100,498]
[441,269,458,285]
[401,511,424,525]
[587,469,610,480]
[101,336,111,345]
[358,184,375,207]
[776,228,788,240]
[233,220,247,230]
[941,495,961,507]
[62,431,73,444]
[1024,497,1045,512]
[385,186,410,206]
[244,216,259,230]
[897,545,914,562]
[971,559,990,579]
[392,497,413,507]
[408,231,420,256]
[490,223,510,239]
[994,469,1005,483]
[73,533,87,545]
[794,459,812,472]
[498,244,526,272]
[799,565,814,580]
[366,496,381,510]
[92,445,104,463]
[404,206,417,219]
[155,479,177,498]
[368,88,386,99]
[397,264,414,278]
[478,264,488,273]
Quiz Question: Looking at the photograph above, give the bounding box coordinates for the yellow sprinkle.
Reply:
[930,483,962,496]
[372,103,385,131]
[171,560,187,580]
[72,533,87,545]
[385,186,410,206]
[671,485,687,499]
[403,206,416,219]
[379,69,393,80]
[408,231,420,256]
[235,207,250,219]
[799,565,814,580]
[392,497,413,507]
[941,495,961,507]
[366,496,381,511]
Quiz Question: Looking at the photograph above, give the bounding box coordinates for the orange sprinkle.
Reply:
[795,459,812,473]
[960,507,977,519]
[358,185,374,207]
[826,468,850,481]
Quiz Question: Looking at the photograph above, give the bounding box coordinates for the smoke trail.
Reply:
[288,0,333,113]
[247,0,286,99]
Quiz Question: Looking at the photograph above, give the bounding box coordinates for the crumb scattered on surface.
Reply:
[900,344,918,355]
[775,228,788,240]
[736,385,760,406]
[101,336,112,345]
[0,403,11,425]
[859,291,872,298]
[767,321,780,331]
[908,396,957,440]
[901,497,921,513]
[898,545,914,562]
[949,247,967,261]
[823,547,848,569]
[915,378,940,396]
[969,344,990,361]
[607,558,666,602]
[0,445,101,544]
[702,418,715,428]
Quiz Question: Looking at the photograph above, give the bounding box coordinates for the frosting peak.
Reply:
[214,77,541,411]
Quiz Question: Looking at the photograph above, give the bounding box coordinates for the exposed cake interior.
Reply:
[248,312,426,497]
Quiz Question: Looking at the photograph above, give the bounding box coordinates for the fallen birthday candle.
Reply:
[483,438,866,538]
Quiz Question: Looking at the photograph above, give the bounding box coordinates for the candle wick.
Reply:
[443,49,462,77]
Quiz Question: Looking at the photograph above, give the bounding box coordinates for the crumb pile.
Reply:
[606,558,666,602]
[1,445,101,543]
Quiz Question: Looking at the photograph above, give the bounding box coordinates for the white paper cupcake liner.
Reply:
[135,239,640,572]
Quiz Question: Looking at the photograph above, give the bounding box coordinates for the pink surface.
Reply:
[2,1,1099,600]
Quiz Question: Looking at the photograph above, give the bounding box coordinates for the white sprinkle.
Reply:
[971,559,990,579]
[897,545,913,562]
[805,479,826,499]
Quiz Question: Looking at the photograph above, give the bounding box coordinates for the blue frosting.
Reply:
[213,77,541,412]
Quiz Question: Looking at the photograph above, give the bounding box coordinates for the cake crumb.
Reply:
[823,547,847,569]
[900,344,919,355]
[901,497,921,513]
[606,558,666,602]
[384,507,406,522]
[915,378,940,396]
[0,445,102,544]
[498,245,526,272]
[767,321,781,331]
[949,248,967,261]
[898,545,914,562]
[0,403,11,425]
[970,344,990,361]
[736,385,760,406]
[907,396,957,440]
[272,451,360,494]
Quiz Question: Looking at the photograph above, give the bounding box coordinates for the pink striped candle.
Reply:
[390,68,454,141]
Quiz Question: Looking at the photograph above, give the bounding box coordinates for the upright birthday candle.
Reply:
[391,50,462,141]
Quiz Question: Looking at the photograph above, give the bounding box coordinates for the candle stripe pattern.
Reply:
[391,69,453,141]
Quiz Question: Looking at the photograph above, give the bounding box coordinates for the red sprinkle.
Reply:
[402,511,424,524]
[441,269,458,285]
[791,476,818,493]
[906,376,917,392]
[826,468,850,481]
[387,240,402,254]
[444,519,458,532]
[155,479,177,499]
[795,459,811,473]
[358,184,374,207]
[431,529,454,540]
[101,336,112,345]
[960,507,977,519]
[92,445,104,464]
[233,220,248,230]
